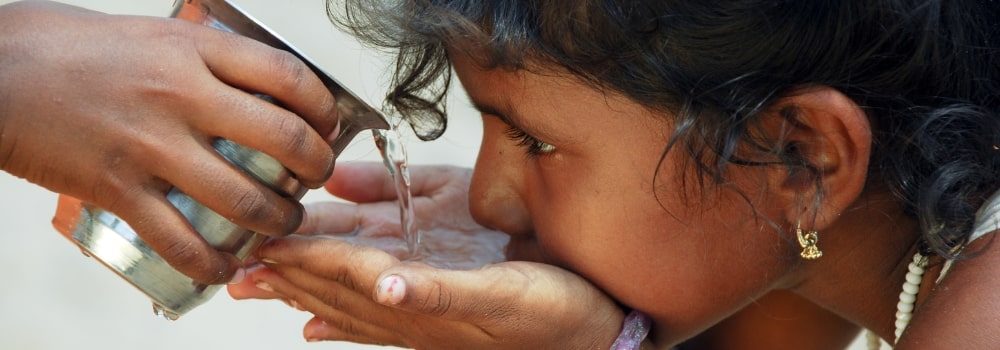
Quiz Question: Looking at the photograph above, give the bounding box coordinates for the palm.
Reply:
[295,163,509,269]
[229,163,625,349]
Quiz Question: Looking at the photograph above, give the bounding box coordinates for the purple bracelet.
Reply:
[610,310,651,350]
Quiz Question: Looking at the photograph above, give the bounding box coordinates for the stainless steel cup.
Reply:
[51,0,389,319]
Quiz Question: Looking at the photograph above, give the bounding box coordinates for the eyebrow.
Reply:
[468,93,577,145]
[468,96,528,130]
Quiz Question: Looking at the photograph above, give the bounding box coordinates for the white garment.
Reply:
[935,189,1000,282]
[971,189,1000,243]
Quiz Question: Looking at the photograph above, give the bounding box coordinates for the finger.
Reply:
[296,201,411,245]
[156,141,304,237]
[323,162,395,202]
[267,264,385,321]
[372,262,546,323]
[296,201,361,235]
[303,316,400,346]
[108,186,241,285]
[227,264,287,300]
[268,262,399,323]
[256,234,399,294]
[197,87,335,189]
[263,233,520,323]
[190,25,339,139]
[226,268,309,312]
[251,265,408,346]
[326,162,469,202]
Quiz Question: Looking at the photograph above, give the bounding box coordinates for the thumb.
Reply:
[373,262,539,322]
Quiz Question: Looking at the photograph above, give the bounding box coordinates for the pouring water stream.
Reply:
[373,128,421,257]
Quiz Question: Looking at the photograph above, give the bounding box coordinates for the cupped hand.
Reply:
[295,162,510,269]
[229,162,626,349]
[0,1,339,284]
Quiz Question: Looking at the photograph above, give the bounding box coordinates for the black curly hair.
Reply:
[327,0,1000,258]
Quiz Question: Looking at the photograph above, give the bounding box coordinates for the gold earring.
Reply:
[796,225,823,260]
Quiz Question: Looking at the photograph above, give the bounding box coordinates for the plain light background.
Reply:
[0,1,479,349]
[0,1,873,349]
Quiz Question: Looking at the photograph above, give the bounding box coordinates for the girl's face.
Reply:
[452,51,801,343]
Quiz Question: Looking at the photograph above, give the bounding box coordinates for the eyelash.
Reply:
[504,126,556,156]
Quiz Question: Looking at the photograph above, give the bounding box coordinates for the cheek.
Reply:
[528,164,794,340]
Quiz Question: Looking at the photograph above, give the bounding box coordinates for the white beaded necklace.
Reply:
[894,252,928,342]
[865,252,928,350]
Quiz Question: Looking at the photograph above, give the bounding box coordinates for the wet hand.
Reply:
[235,244,624,349]
[0,1,339,284]
[228,162,626,348]
[296,162,510,269]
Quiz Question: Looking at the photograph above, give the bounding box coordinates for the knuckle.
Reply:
[419,282,454,317]
[98,179,153,219]
[318,91,338,120]
[273,117,312,158]
[228,189,270,225]
[314,91,339,134]
[334,265,359,291]
[329,317,363,338]
[161,240,216,282]
[317,288,346,311]
[266,50,309,93]
[326,246,368,291]
[270,117,332,187]
[243,196,300,236]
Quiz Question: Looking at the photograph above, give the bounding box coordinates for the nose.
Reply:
[468,118,534,239]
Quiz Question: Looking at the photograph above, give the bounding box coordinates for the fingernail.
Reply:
[227,268,246,285]
[255,281,275,293]
[376,275,406,305]
[244,263,264,274]
[289,299,305,311]
[304,319,331,340]
[260,258,279,265]
[306,338,322,343]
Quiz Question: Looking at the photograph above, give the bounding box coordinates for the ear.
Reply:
[763,87,872,232]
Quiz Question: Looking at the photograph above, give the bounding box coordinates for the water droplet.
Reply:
[152,303,180,321]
